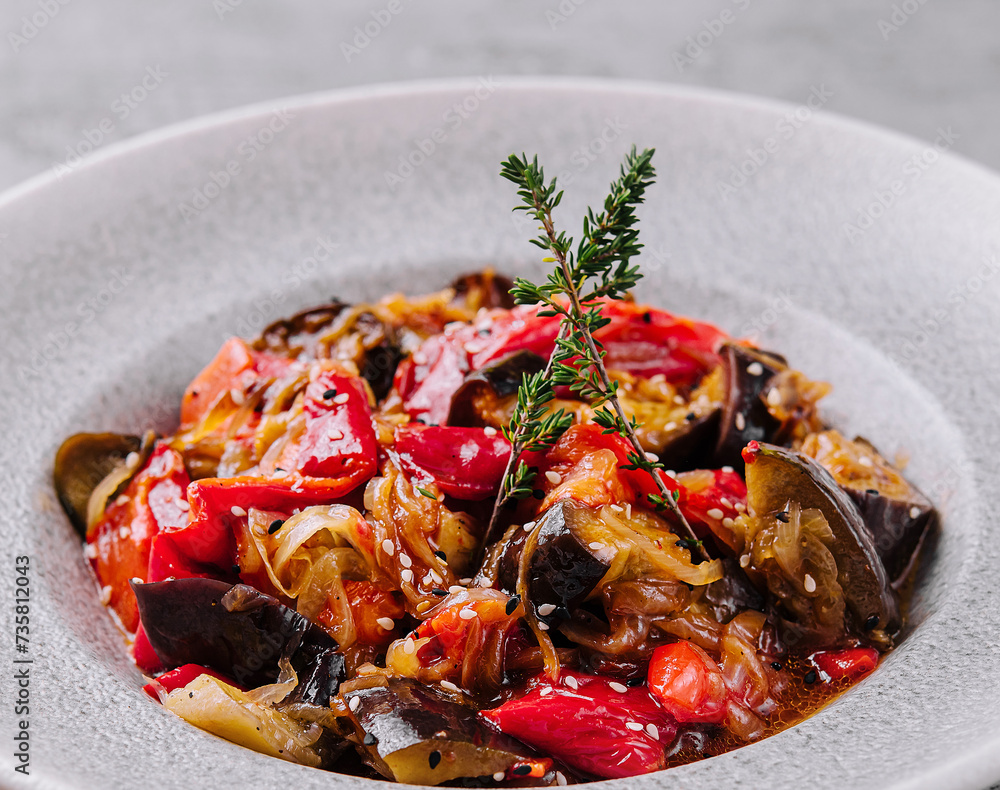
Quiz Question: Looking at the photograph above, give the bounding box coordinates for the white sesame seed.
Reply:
[610,504,624,513]
[537,622,549,631]
[707,508,725,520]
[556,771,568,786]
[230,388,245,406]
[722,466,734,474]
[398,554,412,568]
[909,505,921,518]
[449,585,465,594]
[230,506,247,517]
[422,573,434,586]
[416,600,432,613]
[522,521,536,532]
[84,543,98,559]
[401,569,414,583]
[540,687,553,696]
[114,494,130,507]
[564,676,579,690]
[327,428,344,441]
[767,388,782,407]
[273,469,289,478]
[494,772,506,782]
[646,723,659,739]
[99,585,112,605]
[381,539,395,556]
[720,498,733,508]
[609,681,628,693]
[746,362,764,376]
[588,542,604,551]
[740,554,751,568]
[673,395,686,405]
[735,413,747,431]
[403,638,416,654]
[735,502,747,512]
[459,608,477,620]
[463,341,486,355]
[440,680,460,693]
[430,569,444,584]
[663,469,677,479]
[118,526,130,539]
[125,452,140,468]
[538,603,556,617]
[626,504,632,520]
[859,456,873,467]
[459,578,473,585]
[333,392,350,405]
[645,452,659,463]
[723,517,735,529]
[348,696,360,712]
[803,573,817,593]
[377,617,395,631]
[664,422,678,432]
[625,721,643,731]
[176,499,190,511]
[483,426,498,437]
[413,352,428,365]
[545,470,563,485]
[130,577,142,585]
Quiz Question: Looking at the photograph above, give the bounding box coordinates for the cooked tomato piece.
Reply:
[647,640,729,724]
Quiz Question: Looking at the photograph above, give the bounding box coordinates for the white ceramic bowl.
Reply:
[2,78,999,790]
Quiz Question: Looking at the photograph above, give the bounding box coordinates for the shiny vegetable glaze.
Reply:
[55,271,936,786]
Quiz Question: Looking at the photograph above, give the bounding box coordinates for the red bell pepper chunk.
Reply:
[676,468,747,554]
[86,444,191,634]
[396,332,471,425]
[480,670,677,779]
[132,625,163,674]
[811,647,880,682]
[647,640,729,724]
[295,370,378,479]
[394,424,512,500]
[142,663,240,701]
[147,532,217,583]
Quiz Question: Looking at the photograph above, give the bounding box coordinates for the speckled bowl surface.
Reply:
[1,78,999,790]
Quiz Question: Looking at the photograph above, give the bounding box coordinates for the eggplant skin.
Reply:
[447,350,546,427]
[344,678,532,785]
[497,500,611,616]
[132,579,343,694]
[713,343,786,468]
[449,271,517,311]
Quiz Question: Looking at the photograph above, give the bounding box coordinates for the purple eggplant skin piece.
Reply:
[713,343,787,468]
[450,271,517,310]
[447,350,546,427]
[658,409,721,472]
[132,578,344,695]
[496,500,611,620]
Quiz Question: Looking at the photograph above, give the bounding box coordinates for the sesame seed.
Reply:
[84,544,98,559]
[403,638,416,655]
[537,622,549,631]
[540,687,553,696]
[767,388,782,406]
[740,554,751,568]
[118,526,130,539]
[176,500,190,511]
[483,426,498,437]
[230,388,245,406]
[746,362,764,376]
[416,600,432,614]
[441,680,460,693]
[564,676,578,690]
[268,519,284,534]
[545,470,563,485]
[588,542,604,551]
[398,554,412,568]
[664,422,678,432]
[327,428,344,441]
[720,498,733,508]
[723,517,735,529]
[348,696,360,712]
[430,569,444,584]
[381,539,395,556]
[125,452,140,468]
[230,506,247,517]
[610,504,624,513]
[522,521,536,532]
[735,413,746,431]
[646,723,659,739]
[645,452,659,463]
[721,465,734,473]
[625,721,643,731]
[413,352,428,365]
[609,681,628,693]
[333,392,350,405]
[377,617,395,631]
[674,394,686,405]
[130,577,142,585]
[428,750,442,769]
[401,569,414,583]
[909,505,921,519]
[99,585,112,605]
[625,504,632,520]
[736,502,746,512]
[859,456,873,467]
[803,574,817,593]
[707,508,725,520]
[494,772,507,782]
[556,771,568,786]
[322,388,338,400]
[538,603,556,617]
[663,469,677,479]
[459,608,477,620]
[459,577,473,585]
[115,494,130,507]
[505,596,520,616]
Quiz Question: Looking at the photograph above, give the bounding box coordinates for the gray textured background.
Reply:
[1,0,998,192]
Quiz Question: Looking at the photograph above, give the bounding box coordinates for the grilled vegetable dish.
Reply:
[55,150,935,785]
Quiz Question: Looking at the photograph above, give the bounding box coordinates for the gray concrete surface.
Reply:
[1,1,998,193]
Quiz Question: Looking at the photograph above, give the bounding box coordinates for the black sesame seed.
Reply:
[513,765,532,776]
[771,662,782,671]
[532,489,545,500]
[804,670,817,684]
[866,488,880,496]
[231,564,241,576]
[363,732,377,746]
[864,614,880,631]
[775,511,790,523]
[268,519,284,534]
[641,311,652,324]
[505,596,520,616]
[432,588,448,596]
[323,388,338,399]
[428,750,442,769]
[685,412,697,422]
[189,692,194,699]
[434,550,447,561]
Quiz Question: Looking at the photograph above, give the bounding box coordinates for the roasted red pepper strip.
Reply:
[676,468,748,554]
[647,640,729,724]
[481,670,677,779]
[147,532,217,583]
[86,444,190,633]
[394,424,512,500]
[142,663,240,701]
[132,625,163,674]
[811,647,880,682]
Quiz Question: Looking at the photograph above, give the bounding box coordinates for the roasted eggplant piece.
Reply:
[132,579,344,694]
[449,270,516,311]
[342,677,535,785]
[800,430,936,585]
[497,500,612,617]
[53,430,155,536]
[743,443,899,634]
[714,344,786,467]
[702,557,766,623]
[253,303,347,359]
[447,350,546,427]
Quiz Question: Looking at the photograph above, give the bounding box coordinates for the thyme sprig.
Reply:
[484,146,707,562]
